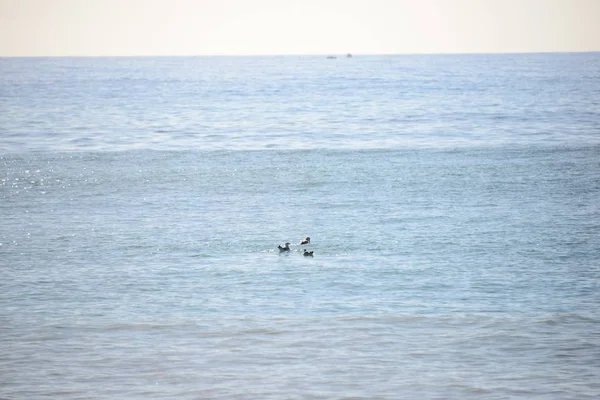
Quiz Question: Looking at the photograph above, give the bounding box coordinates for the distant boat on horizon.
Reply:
[346,53,352,58]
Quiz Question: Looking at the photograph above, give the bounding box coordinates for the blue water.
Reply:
[1,54,600,399]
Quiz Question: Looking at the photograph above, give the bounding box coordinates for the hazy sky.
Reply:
[1,0,599,56]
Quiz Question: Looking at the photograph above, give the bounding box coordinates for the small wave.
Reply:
[73,320,202,332]
[534,313,598,325]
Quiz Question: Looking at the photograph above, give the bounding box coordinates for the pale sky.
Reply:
[1,0,599,56]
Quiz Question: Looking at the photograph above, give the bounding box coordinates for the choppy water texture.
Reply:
[1,53,600,151]
[1,54,600,399]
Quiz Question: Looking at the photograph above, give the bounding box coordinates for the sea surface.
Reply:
[1,53,600,399]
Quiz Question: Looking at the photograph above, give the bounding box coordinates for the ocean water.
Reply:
[1,53,600,399]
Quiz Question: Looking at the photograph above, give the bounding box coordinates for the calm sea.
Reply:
[1,53,599,399]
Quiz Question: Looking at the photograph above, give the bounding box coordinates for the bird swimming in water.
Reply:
[278,242,291,252]
[303,249,314,257]
[300,237,310,245]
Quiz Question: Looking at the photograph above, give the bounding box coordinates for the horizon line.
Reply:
[1,50,599,59]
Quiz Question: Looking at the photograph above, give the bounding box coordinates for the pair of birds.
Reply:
[278,237,313,256]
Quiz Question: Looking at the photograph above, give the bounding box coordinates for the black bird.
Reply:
[300,237,311,245]
[278,242,291,252]
[303,249,314,257]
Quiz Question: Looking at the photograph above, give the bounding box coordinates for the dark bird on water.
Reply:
[278,242,291,252]
[303,249,314,257]
[300,237,310,245]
